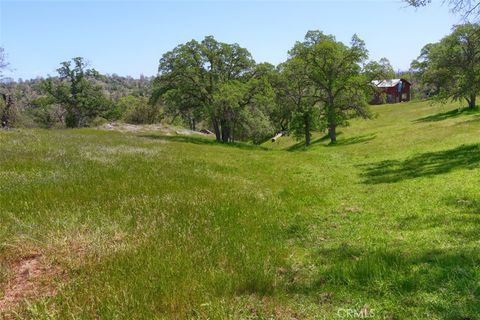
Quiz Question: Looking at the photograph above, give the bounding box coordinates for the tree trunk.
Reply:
[66,107,81,128]
[212,118,221,142]
[190,118,196,131]
[221,120,230,143]
[468,94,476,109]
[328,126,337,143]
[304,112,311,146]
[327,99,337,143]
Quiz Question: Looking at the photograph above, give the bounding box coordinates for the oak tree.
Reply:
[290,31,371,143]
[411,23,480,108]
[40,57,113,127]
[152,36,274,142]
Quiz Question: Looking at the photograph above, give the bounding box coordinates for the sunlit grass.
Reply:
[1,99,480,319]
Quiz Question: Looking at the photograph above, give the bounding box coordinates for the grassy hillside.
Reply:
[1,100,480,319]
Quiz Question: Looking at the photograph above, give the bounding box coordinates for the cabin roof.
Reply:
[371,78,411,88]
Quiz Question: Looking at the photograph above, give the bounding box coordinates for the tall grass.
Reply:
[1,100,480,319]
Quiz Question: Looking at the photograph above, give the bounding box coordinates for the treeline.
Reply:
[0,58,155,129]
[150,32,396,145]
[1,23,479,146]
[0,31,393,145]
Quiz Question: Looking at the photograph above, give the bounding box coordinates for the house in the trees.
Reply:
[370,79,411,104]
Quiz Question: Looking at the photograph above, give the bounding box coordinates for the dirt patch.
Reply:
[0,254,63,314]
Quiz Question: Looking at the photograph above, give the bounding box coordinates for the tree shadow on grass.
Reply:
[443,196,480,241]
[414,106,480,123]
[287,133,376,152]
[456,115,480,126]
[360,143,480,184]
[286,134,332,152]
[289,246,480,319]
[327,133,376,147]
[140,134,269,151]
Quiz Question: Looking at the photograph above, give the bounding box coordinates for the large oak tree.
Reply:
[152,36,273,143]
[411,23,480,108]
[289,31,371,143]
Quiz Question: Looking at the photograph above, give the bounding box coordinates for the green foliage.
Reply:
[38,57,114,128]
[364,57,395,81]
[289,108,322,143]
[102,74,152,101]
[395,70,425,100]
[152,36,275,142]
[1,75,152,128]
[119,95,162,124]
[288,31,371,143]
[412,23,480,108]
[274,57,320,146]
[29,96,64,128]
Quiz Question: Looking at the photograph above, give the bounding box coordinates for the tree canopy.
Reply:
[150,32,374,145]
[274,57,319,146]
[289,31,371,143]
[0,32,413,146]
[411,23,480,108]
[39,57,113,127]
[152,36,274,143]
[364,57,395,81]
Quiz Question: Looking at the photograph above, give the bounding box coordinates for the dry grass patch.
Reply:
[0,253,64,317]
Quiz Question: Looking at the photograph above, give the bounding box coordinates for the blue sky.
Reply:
[0,0,461,80]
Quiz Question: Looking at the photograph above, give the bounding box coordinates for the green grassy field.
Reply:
[1,100,480,319]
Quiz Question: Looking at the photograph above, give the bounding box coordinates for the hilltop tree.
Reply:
[39,57,113,127]
[411,23,480,108]
[152,36,274,143]
[290,31,371,143]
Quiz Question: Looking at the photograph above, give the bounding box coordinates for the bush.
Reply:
[29,97,65,128]
[119,95,162,124]
[91,117,109,127]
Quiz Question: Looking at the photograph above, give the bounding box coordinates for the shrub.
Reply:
[120,95,162,124]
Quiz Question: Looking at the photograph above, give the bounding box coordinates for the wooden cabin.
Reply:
[370,79,411,104]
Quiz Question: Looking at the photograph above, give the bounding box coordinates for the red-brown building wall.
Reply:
[372,80,411,104]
